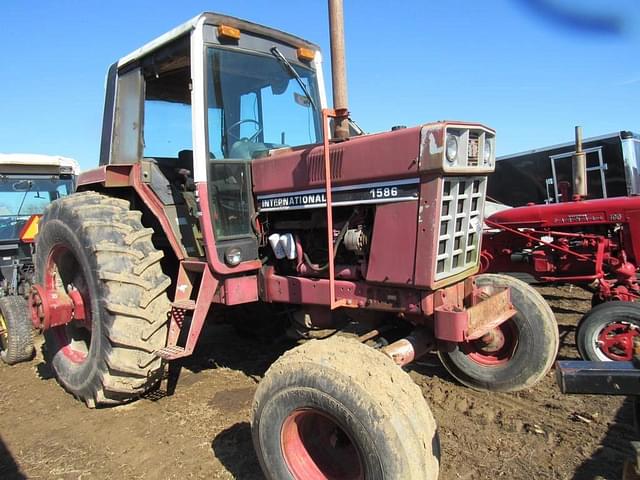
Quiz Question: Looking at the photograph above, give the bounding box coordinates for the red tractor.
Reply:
[28,6,557,479]
[482,127,640,362]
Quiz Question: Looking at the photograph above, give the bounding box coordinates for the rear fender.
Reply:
[77,163,189,261]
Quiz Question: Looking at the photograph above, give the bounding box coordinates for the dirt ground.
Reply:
[0,284,633,479]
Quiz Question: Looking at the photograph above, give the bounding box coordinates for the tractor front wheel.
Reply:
[438,273,559,392]
[0,296,34,365]
[35,192,170,407]
[252,336,440,480]
[576,301,640,361]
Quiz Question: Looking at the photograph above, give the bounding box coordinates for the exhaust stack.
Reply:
[328,0,349,139]
[572,126,587,200]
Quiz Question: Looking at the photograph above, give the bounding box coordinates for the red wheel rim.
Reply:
[465,320,518,366]
[281,409,364,480]
[597,322,639,361]
[45,244,92,364]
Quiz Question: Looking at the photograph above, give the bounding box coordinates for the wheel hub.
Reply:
[29,284,85,331]
[35,243,93,365]
[477,329,506,352]
[597,322,639,361]
[30,243,88,332]
[281,409,364,480]
[466,320,518,366]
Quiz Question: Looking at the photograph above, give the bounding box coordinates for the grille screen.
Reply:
[435,176,486,280]
[467,133,479,166]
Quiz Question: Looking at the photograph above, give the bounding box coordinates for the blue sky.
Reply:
[0,0,638,171]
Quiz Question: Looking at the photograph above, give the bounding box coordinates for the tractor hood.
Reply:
[487,196,640,228]
[251,121,495,201]
[251,126,422,197]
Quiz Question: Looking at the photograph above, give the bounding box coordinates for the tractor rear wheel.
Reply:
[576,301,640,361]
[252,336,440,480]
[35,192,170,407]
[438,273,558,392]
[0,296,34,364]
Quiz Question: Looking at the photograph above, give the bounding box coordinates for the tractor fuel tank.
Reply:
[487,196,640,228]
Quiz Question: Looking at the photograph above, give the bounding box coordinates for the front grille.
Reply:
[435,176,486,280]
[467,133,479,166]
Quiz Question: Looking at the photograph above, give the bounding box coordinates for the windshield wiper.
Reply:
[16,181,33,218]
[270,47,318,112]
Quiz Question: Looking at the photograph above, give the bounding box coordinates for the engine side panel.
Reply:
[366,201,417,285]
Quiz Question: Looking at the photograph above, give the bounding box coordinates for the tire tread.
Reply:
[37,192,170,406]
[0,296,34,365]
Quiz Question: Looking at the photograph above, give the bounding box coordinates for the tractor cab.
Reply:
[98,13,327,262]
[0,153,78,365]
[0,154,78,297]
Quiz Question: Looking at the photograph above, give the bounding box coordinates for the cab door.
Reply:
[204,56,259,266]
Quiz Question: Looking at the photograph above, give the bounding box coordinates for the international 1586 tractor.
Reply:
[0,154,78,364]
[482,126,640,363]
[28,4,558,478]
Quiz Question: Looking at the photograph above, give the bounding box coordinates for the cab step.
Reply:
[155,263,219,362]
[155,345,188,360]
[172,299,196,310]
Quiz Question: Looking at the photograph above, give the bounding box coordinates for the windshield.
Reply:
[0,177,72,241]
[206,47,322,160]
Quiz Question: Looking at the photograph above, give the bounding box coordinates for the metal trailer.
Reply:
[488,131,640,207]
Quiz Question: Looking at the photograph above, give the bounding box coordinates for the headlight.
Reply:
[445,134,459,164]
[484,139,492,165]
[224,247,242,266]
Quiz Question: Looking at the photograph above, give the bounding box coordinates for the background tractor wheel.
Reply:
[576,301,640,361]
[0,296,34,365]
[438,273,559,392]
[35,192,170,407]
[252,336,439,480]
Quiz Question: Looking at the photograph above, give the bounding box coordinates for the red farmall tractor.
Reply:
[28,5,557,479]
[482,127,640,363]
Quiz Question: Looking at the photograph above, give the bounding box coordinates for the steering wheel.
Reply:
[226,119,263,143]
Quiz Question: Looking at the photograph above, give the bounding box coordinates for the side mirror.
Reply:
[13,180,32,191]
[270,78,289,95]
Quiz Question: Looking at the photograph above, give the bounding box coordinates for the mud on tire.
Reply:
[252,336,440,480]
[438,273,559,392]
[0,296,34,365]
[35,192,170,407]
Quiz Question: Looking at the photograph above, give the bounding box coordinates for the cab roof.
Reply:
[117,12,321,69]
[0,154,80,175]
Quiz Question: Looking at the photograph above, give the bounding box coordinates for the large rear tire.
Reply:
[438,273,559,392]
[252,336,440,480]
[0,296,34,365]
[35,192,170,407]
[576,301,640,361]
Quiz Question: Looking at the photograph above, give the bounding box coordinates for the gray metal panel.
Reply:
[99,63,118,166]
[622,136,640,195]
[111,68,144,164]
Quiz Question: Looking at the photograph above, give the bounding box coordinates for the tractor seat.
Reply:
[176,150,197,192]
[177,149,195,172]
